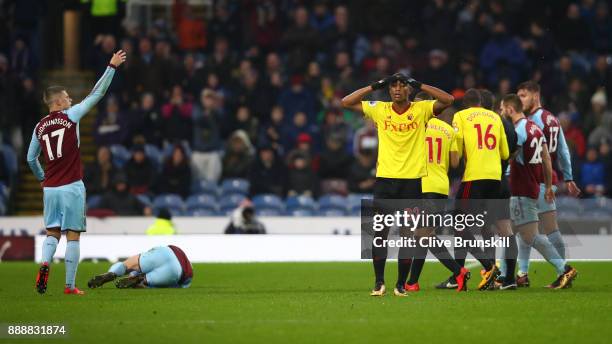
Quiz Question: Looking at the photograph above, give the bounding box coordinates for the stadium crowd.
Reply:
[1,0,612,215]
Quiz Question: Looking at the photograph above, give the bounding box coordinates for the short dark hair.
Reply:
[479,89,495,110]
[43,86,66,105]
[517,80,540,93]
[502,94,522,112]
[414,91,432,101]
[463,88,482,107]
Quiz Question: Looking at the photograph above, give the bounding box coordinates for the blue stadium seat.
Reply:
[186,208,217,217]
[1,144,17,182]
[318,208,348,217]
[556,197,583,213]
[347,193,372,215]
[582,208,612,220]
[285,195,316,212]
[144,144,163,171]
[257,208,283,216]
[219,194,246,214]
[191,179,218,197]
[109,144,131,168]
[318,194,347,212]
[153,194,185,214]
[186,194,217,211]
[252,194,284,212]
[220,178,250,197]
[136,194,153,207]
[286,208,315,217]
[86,195,103,209]
[0,182,7,202]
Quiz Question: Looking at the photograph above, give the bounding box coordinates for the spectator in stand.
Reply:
[132,37,167,96]
[155,145,191,198]
[352,120,378,156]
[521,20,559,73]
[586,90,612,144]
[600,140,612,197]
[161,85,193,144]
[94,97,129,146]
[589,55,612,101]
[176,53,206,99]
[310,1,335,32]
[205,36,234,83]
[323,5,355,60]
[559,112,587,158]
[0,150,9,186]
[124,145,156,195]
[286,151,318,198]
[208,2,241,50]
[173,0,207,52]
[416,50,454,93]
[283,111,320,152]
[553,77,590,118]
[249,145,285,197]
[225,200,266,234]
[229,105,259,144]
[243,0,280,51]
[557,3,592,52]
[319,134,352,180]
[237,68,273,121]
[19,78,41,150]
[99,173,152,216]
[580,145,606,197]
[320,108,350,145]
[282,6,317,73]
[479,21,527,87]
[131,93,163,147]
[286,133,318,172]
[348,148,377,194]
[84,146,117,196]
[9,36,35,79]
[278,75,317,123]
[222,130,254,179]
[590,1,612,53]
[258,105,286,155]
[192,88,223,182]
[0,54,21,148]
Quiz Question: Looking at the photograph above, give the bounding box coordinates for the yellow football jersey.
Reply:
[422,118,457,195]
[452,107,509,181]
[361,100,435,179]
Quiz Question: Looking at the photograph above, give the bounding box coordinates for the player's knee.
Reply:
[46,228,61,240]
[65,230,81,241]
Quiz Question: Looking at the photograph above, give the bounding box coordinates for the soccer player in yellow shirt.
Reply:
[449,89,510,290]
[341,73,454,296]
[403,93,470,292]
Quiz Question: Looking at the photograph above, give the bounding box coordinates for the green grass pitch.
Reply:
[1,261,612,344]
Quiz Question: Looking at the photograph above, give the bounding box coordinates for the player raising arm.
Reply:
[341,73,454,296]
[29,50,126,295]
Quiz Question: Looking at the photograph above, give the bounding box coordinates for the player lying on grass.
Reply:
[88,245,193,289]
[499,94,577,290]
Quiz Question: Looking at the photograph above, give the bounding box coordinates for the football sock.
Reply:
[373,257,386,284]
[65,241,80,289]
[547,230,566,260]
[504,234,518,283]
[407,239,427,285]
[429,239,461,276]
[397,258,412,287]
[498,246,506,278]
[109,262,127,276]
[42,236,58,264]
[531,234,565,275]
[517,233,532,275]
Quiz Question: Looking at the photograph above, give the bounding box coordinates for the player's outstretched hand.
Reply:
[110,50,127,67]
[566,180,581,198]
[545,186,555,203]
